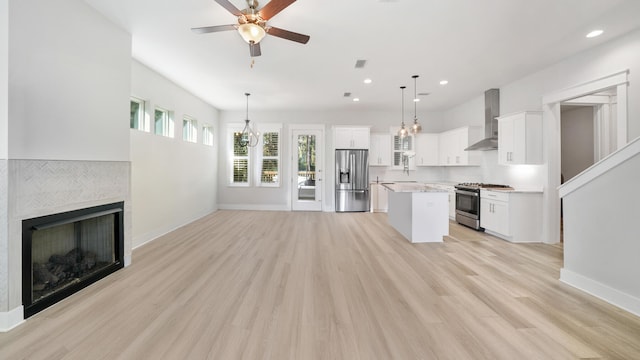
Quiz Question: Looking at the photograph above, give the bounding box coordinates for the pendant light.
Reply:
[241,92,259,147]
[398,86,409,138]
[410,75,422,134]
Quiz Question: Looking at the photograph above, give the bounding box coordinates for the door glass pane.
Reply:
[297,135,316,200]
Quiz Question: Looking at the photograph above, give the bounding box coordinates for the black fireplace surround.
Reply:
[22,202,124,318]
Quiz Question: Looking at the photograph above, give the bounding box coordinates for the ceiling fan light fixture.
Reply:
[238,23,266,44]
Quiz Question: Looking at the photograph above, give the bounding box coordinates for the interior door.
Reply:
[292,129,323,211]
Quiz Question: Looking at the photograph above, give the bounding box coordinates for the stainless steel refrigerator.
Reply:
[335,149,369,212]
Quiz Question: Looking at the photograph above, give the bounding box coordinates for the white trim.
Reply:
[560,268,640,318]
[218,203,290,211]
[289,124,325,212]
[542,70,628,104]
[0,306,24,332]
[541,70,629,245]
[559,136,640,198]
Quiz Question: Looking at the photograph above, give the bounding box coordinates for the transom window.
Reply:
[202,125,214,146]
[154,107,174,138]
[130,97,149,132]
[183,116,198,143]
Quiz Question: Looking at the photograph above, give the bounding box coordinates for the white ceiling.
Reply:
[84,0,640,112]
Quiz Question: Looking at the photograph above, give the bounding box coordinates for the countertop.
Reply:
[482,188,544,193]
[382,183,448,193]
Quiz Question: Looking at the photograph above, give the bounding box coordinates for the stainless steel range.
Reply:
[454,183,513,230]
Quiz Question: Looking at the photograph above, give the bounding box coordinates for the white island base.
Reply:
[384,184,449,243]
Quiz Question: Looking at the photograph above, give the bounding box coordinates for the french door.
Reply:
[291,126,324,211]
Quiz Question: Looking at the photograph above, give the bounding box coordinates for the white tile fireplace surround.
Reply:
[0,160,131,331]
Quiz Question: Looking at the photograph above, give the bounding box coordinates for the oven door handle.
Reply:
[455,190,479,197]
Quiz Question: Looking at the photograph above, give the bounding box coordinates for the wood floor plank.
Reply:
[2,210,640,359]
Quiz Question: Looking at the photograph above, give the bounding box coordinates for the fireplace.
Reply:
[22,202,125,318]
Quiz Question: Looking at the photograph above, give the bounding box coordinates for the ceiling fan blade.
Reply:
[191,24,237,34]
[266,26,309,44]
[258,0,296,20]
[249,41,262,57]
[214,0,243,16]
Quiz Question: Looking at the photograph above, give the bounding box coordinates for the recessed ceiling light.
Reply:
[586,29,604,38]
[439,80,449,85]
[353,98,360,102]
[413,98,420,102]
[364,78,372,84]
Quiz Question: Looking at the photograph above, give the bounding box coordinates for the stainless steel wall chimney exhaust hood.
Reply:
[465,89,500,151]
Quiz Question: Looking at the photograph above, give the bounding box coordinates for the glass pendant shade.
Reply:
[410,75,422,134]
[241,93,259,147]
[238,23,266,44]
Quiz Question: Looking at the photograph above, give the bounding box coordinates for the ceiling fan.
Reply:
[192,0,310,57]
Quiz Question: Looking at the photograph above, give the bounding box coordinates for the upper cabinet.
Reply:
[334,126,370,149]
[498,111,543,165]
[415,133,439,166]
[370,133,392,166]
[438,126,483,166]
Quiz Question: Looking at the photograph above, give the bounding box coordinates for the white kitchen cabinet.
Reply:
[480,190,543,242]
[415,133,439,166]
[438,126,482,166]
[369,133,391,166]
[480,191,510,237]
[497,111,543,165]
[334,126,370,149]
[425,183,456,219]
[370,183,389,212]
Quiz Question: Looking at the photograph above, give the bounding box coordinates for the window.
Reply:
[229,125,249,186]
[228,123,281,187]
[393,133,413,167]
[202,125,214,146]
[258,130,280,186]
[182,116,198,143]
[154,107,174,137]
[130,97,149,131]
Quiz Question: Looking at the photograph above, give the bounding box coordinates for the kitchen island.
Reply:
[382,183,449,243]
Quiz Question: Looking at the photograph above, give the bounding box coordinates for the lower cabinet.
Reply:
[480,190,542,242]
[370,183,389,212]
[425,183,456,220]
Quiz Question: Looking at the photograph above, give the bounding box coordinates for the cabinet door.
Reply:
[335,129,353,148]
[481,198,510,236]
[351,128,370,149]
[498,117,515,164]
[438,132,452,165]
[370,134,391,166]
[491,200,510,236]
[378,185,388,212]
[415,133,439,166]
[453,128,467,165]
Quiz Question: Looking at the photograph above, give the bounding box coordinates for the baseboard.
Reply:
[0,306,24,332]
[132,210,218,250]
[217,204,290,211]
[560,268,640,317]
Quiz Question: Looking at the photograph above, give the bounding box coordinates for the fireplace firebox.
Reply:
[22,202,124,318]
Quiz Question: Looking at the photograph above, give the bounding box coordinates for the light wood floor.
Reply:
[2,211,640,359]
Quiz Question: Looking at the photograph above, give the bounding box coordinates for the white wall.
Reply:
[8,0,131,161]
[561,106,595,180]
[130,61,218,248]
[217,109,445,210]
[561,150,640,315]
[0,0,7,159]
